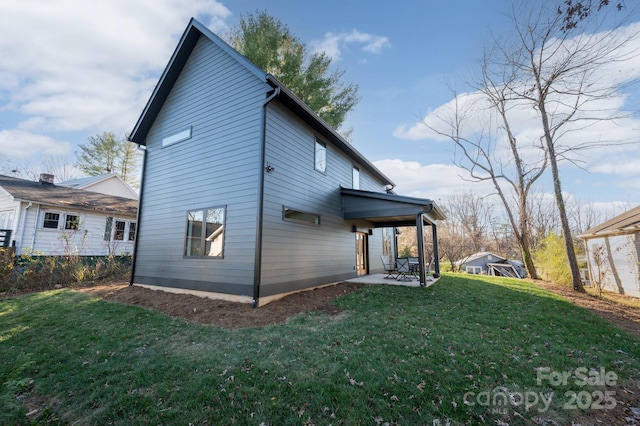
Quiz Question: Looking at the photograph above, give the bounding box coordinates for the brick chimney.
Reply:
[39,174,54,185]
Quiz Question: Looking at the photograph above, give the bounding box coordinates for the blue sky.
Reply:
[1,0,639,220]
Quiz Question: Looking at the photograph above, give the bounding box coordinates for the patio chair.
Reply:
[408,257,419,279]
[381,255,398,279]
[396,258,412,281]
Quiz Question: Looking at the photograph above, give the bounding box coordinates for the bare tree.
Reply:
[41,155,80,182]
[492,3,639,291]
[424,82,547,279]
[445,191,495,253]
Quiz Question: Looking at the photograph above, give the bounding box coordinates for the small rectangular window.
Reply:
[128,222,137,241]
[283,207,320,225]
[65,214,79,230]
[162,127,192,147]
[43,212,60,229]
[114,221,126,241]
[185,207,225,257]
[466,266,482,274]
[104,217,113,240]
[315,138,326,173]
[352,166,360,190]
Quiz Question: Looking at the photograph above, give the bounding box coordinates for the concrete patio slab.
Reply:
[346,273,439,287]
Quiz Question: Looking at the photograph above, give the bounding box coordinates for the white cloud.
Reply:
[311,30,391,61]
[0,0,231,135]
[0,130,72,160]
[393,21,640,184]
[373,158,495,202]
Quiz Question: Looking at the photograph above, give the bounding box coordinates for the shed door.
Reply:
[356,232,368,275]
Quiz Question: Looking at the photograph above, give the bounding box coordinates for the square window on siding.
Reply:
[185,207,225,258]
[65,214,80,230]
[352,166,360,189]
[43,212,60,229]
[283,207,321,225]
[315,138,326,173]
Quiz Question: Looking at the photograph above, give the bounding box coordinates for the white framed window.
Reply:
[104,217,136,242]
[42,211,81,230]
[0,210,14,229]
[466,266,482,274]
[315,138,326,173]
[352,166,360,189]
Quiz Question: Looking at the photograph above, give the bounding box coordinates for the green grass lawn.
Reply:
[1,274,639,425]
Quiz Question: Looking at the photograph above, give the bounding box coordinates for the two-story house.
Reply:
[128,18,445,306]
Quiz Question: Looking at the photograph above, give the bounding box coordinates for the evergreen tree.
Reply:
[229,11,359,130]
[75,132,141,187]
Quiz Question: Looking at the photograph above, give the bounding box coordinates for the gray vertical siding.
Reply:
[133,35,270,295]
[260,103,387,296]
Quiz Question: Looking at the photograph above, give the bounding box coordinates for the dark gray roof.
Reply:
[578,204,640,238]
[341,188,446,226]
[0,174,137,217]
[128,18,395,187]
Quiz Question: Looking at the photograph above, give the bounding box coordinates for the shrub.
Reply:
[1,251,132,294]
[534,233,572,286]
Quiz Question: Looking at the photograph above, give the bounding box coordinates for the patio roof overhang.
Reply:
[340,188,446,227]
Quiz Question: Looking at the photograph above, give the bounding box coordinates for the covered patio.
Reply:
[341,188,446,286]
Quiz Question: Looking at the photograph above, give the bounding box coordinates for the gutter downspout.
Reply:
[253,86,281,308]
[19,202,32,254]
[129,144,147,286]
[30,204,41,251]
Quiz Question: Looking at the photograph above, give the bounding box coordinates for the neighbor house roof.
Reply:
[0,174,137,217]
[127,18,394,188]
[59,174,115,189]
[578,205,640,239]
[59,173,138,200]
[456,251,507,265]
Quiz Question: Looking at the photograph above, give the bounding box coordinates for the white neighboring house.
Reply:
[578,205,640,297]
[58,173,138,200]
[0,173,138,256]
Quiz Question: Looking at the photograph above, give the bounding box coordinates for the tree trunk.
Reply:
[539,106,585,292]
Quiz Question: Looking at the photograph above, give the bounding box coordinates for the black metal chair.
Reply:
[396,258,412,281]
[381,255,397,279]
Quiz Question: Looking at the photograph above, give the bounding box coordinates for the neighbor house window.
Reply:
[315,138,326,173]
[65,214,79,230]
[352,166,360,189]
[185,206,225,257]
[114,221,126,240]
[128,222,137,241]
[104,217,113,240]
[466,266,482,274]
[283,207,320,225]
[43,212,80,230]
[104,216,136,242]
[43,212,60,229]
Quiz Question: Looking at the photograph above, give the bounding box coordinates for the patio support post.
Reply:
[432,223,440,278]
[416,213,426,286]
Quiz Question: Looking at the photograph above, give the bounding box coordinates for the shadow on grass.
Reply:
[0,275,639,425]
